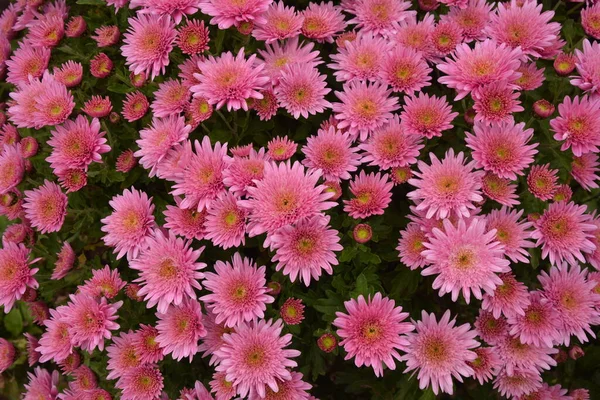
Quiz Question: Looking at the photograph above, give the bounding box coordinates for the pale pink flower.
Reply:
[481,272,530,320]
[301,1,346,43]
[572,39,600,95]
[390,14,435,55]
[481,173,520,207]
[179,54,203,88]
[198,311,234,366]
[92,25,120,47]
[106,331,141,380]
[485,207,534,264]
[507,291,563,348]
[0,144,24,195]
[474,310,509,346]
[199,0,272,29]
[303,127,361,181]
[81,96,112,118]
[151,79,191,117]
[550,95,600,156]
[267,136,297,161]
[275,64,331,119]
[397,222,429,270]
[257,38,322,83]
[0,242,39,312]
[467,347,502,385]
[515,62,545,91]
[493,367,543,399]
[380,46,432,94]
[343,170,393,219]
[204,192,248,249]
[53,61,83,88]
[133,324,163,364]
[130,0,202,24]
[222,147,269,196]
[400,93,458,139]
[572,153,600,191]
[155,298,206,361]
[346,0,413,36]
[495,336,557,377]
[80,266,125,300]
[37,307,72,363]
[329,32,391,83]
[252,1,303,42]
[472,81,523,126]
[23,367,59,400]
[23,180,68,234]
[443,0,491,42]
[5,45,50,87]
[527,164,558,201]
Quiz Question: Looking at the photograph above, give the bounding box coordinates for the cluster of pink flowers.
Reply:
[0,0,600,399]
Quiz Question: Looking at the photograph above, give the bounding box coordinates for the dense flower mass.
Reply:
[1,1,600,399]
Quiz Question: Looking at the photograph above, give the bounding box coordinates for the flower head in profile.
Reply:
[54,61,83,88]
[397,222,429,270]
[122,91,149,122]
[0,144,24,195]
[572,39,600,96]
[0,242,39,312]
[23,180,68,234]
[303,127,361,182]
[106,330,141,380]
[131,0,202,24]
[80,265,125,300]
[91,25,120,47]
[572,153,600,191]
[467,347,502,385]
[343,171,393,219]
[81,96,112,118]
[155,298,206,361]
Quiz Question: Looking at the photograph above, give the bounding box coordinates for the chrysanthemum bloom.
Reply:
[130,71,147,88]
[496,336,557,377]
[47,115,110,174]
[150,79,190,118]
[275,64,331,119]
[353,223,372,244]
[550,95,600,156]
[163,197,207,241]
[572,153,600,191]
[527,164,558,201]
[122,91,149,122]
[23,180,67,234]
[346,0,413,36]
[197,310,235,366]
[329,32,390,83]
[582,3,600,39]
[64,14,86,36]
[156,140,194,182]
[485,207,534,263]
[253,1,303,42]
[26,14,64,47]
[317,333,337,353]
[204,192,248,249]
[56,168,87,193]
[23,367,59,400]
[5,46,50,87]
[267,136,297,161]
[80,265,125,299]
[472,81,523,126]
[571,388,591,400]
[507,291,562,348]
[63,293,122,352]
[302,127,360,182]
[179,54,203,88]
[82,96,112,118]
[24,333,41,367]
[0,189,23,221]
[191,48,269,111]
[252,89,278,121]
[301,1,346,42]
[531,201,596,267]
[343,171,393,219]
[239,161,336,236]
[0,124,19,148]
[269,214,342,285]
[515,62,545,91]
[466,121,537,180]
[467,347,501,385]
[442,0,490,41]
[399,93,457,139]
[280,298,305,325]
[0,144,24,195]
[28,301,50,327]
[175,19,209,55]
[106,331,141,380]
[201,253,273,327]
[109,112,121,124]
[437,39,523,100]
[572,40,600,96]
[132,324,163,364]
[390,14,434,55]
[332,81,399,142]
[200,0,272,28]
[481,174,520,207]
[539,263,599,346]
[402,310,479,395]
[554,184,573,203]
[2,223,32,246]
[185,96,213,127]
[37,306,73,363]
[155,298,206,361]
[171,136,229,211]
[71,364,98,391]
[116,364,164,400]
[480,271,530,321]
[494,366,543,398]
[53,61,83,88]
[90,53,113,79]
[214,319,300,398]
[248,371,312,400]
[554,52,576,77]
[0,337,14,373]
[92,25,120,47]
[20,136,38,159]
[397,222,429,270]
[380,46,432,94]
[222,148,269,196]
[429,21,463,58]
[257,37,322,83]
[121,14,176,80]
[209,371,237,400]
[101,188,155,260]
[131,0,202,24]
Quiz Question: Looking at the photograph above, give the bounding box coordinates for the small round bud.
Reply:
[353,224,372,244]
[317,333,337,353]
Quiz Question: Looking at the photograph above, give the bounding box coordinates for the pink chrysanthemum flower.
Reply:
[23,180,67,234]
[54,61,83,88]
[466,121,537,180]
[121,14,176,80]
[28,301,50,328]
[252,1,303,42]
[571,388,591,400]
[246,371,311,400]
[474,310,509,346]
[301,1,346,43]
[24,333,41,367]
[332,81,399,142]
[515,62,545,91]
[198,311,234,365]
[82,96,113,118]
[151,79,190,118]
[65,15,87,37]
[485,207,534,264]
[437,39,523,100]
[0,338,15,373]
[481,271,530,320]
[47,115,110,174]
[527,164,559,201]
[495,336,557,377]
[90,53,113,79]
[443,0,491,42]
[343,171,393,219]
[5,46,50,87]
[408,149,484,219]
[131,0,202,24]
[257,38,322,84]
[0,242,39,312]
[204,192,247,249]
[380,46,432,94]
[402,310,479,395]
[30,74,75,129]
[175,19,209,55]
[156,140,194,182]
[333,293,414,377]
[0,144,24,195]
[171,136,229,211]
[467,347,501,385]
[116,364,164,400]
[116,149,137,173]
[131,229,205,313]
[269,214,342,286]
[472,81,523,126]
[429,21,463,59]
[507,291,562,348]
[329,32,390,83]
[185,96,213,128]
[106,330,141,380]
[7,79,45,129]
[164,197,207,241]
[80,265,125,299]
[572,153,600,191]
[275,64,331,119]
[267,136,297,161]
[531,201,597,267]
[346,0,413,36]
[201,253,273,328]
[484,0,560,59]
[101,188,155,260]
[481,173,520,207]
[397,222,429,270]
[239,161,336,236]
[359,115,423,170]
[214,319,300,398]
[252,89,278,121]
[280,298,305,325]
[179,54,203,88]
[494,367,543,399]
[550,95,600,156]
[400,93,457,139]
[92,25,120,47]
[539,263,599,346]
[155,298,206,361]
[71,364,97,391]
[582,3,600,39]
[23,367,59,400]
[56,169,87,193]
[191,48,269,111]
[572,39,600,95]
[122,91,149,122]
[37,307,72,363]
[222,147,269,196]
[26,15,64,48]
[199,0,271,29]
[302,127,360,181]
[422,218,510,303]
[133,324,163,364]
[390,14,434,55]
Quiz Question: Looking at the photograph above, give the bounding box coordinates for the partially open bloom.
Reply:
[122,91,149,122]
[80,265,125,300]
[0,144,24,195]
[155,298,206,361]
[116,364,164,400]
[151,79,191,118]
[527,164,558,201]
[92,25,120,47]
[507,291,563,348]
[82,96,112,118]
[52,242,75,280]
[572,153,600,191]
[23,180,68,234]
[481,271,530,320]
[482,173,520,207]
[472,81,523,126]
[467,347,502,385]
[23,367,59,400]
[485,207,534,264]
[267,137,297,161]
[176,19,210,55]
[280,298,305,325]
[222,147,269,196]
[90,53,113,79]
[515,62,545,91]
[53,61,83,88]
[397,222,429,270]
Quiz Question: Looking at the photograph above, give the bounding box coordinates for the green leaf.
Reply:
[355,273,369,297]
[107,84,132,94]
[4,308,23,337]
[417,388,436,400]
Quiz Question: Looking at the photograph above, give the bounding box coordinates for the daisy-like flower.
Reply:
[402,310,479,395]
[329,32,391,83]
[267,136,297,161]
[201,253,273,328]
[303,127,361,181]
[239,161,336,236]
[253,1,303,42]
[485,207,534,264]
[66,15,87,37]
[531,201,597,267]
[56,169,87,193]
[481,173,520,207]
[484,0,560,59]
[481,271,530,320]
[422,218,510,303]
[495,336,557,377]
[397,222,429,270]
[53,61,83,88]
[28,301,50,328]
[343,171,393,219]
[101,188,155,260]
[380,46,432,94]
[515,62,545,91]
[572,153,600,191]
[106,331,141,380]
[572,39,600,95]
[175,19,209,55]
[465,121,537,180]
[550,95,600,156]
[164,198,207,241]
[37,307,72,363]
[408,149,484,220]
[539,263,599,346]
[198,311,234,365]
[131,0,202,24]
[467,347,501,385]
[437,39,523,100]
[71,365,97,391]
[390,14,434,55]
[116,149,138,173]
[155,298,206,361]
[0,144,24,195]
[269,214,342,286]
[131,229,205,313]
[23,367,59,400]
[80,266,125,299]
[527,164,558,201]
[26,15,64,48]
[252,89,278,121]
[214,319,300,398]
[29,73,75,129]
[151,79,191,118]
[400,93,458,139]
[443,0,490,42]
[92,25,120,47]
[116,364,164,400]
[332,81,399,142]
[122,91,149,122]
[47,115,110,174]
[248,371,312,400]
[179,54,203,88]
[23,180,68,234]
[171,136,229,211]
[222,147,269,196]
[280,298,305,326]
[346,0,413,36]
[275,64,331,119]
[317,333,337,353]
[5,46,51,87]
[301,1,346,43]
[121,14,176,80]
[359,115,424,170]
[133,324,163,364]
[191,48,269,111]
[582,3,600,39]
[90,53,113,79]
[199,0,272,29]
[204,192,248,249]
[472,81,523,126]
[63,293,122,352]
[82,96,112,118]
[257,38,322,83]
[494,367,543,399]
[333,293,414,377]
[429,21,463,59]
[0,242,39,312]
[507,291,562,348]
